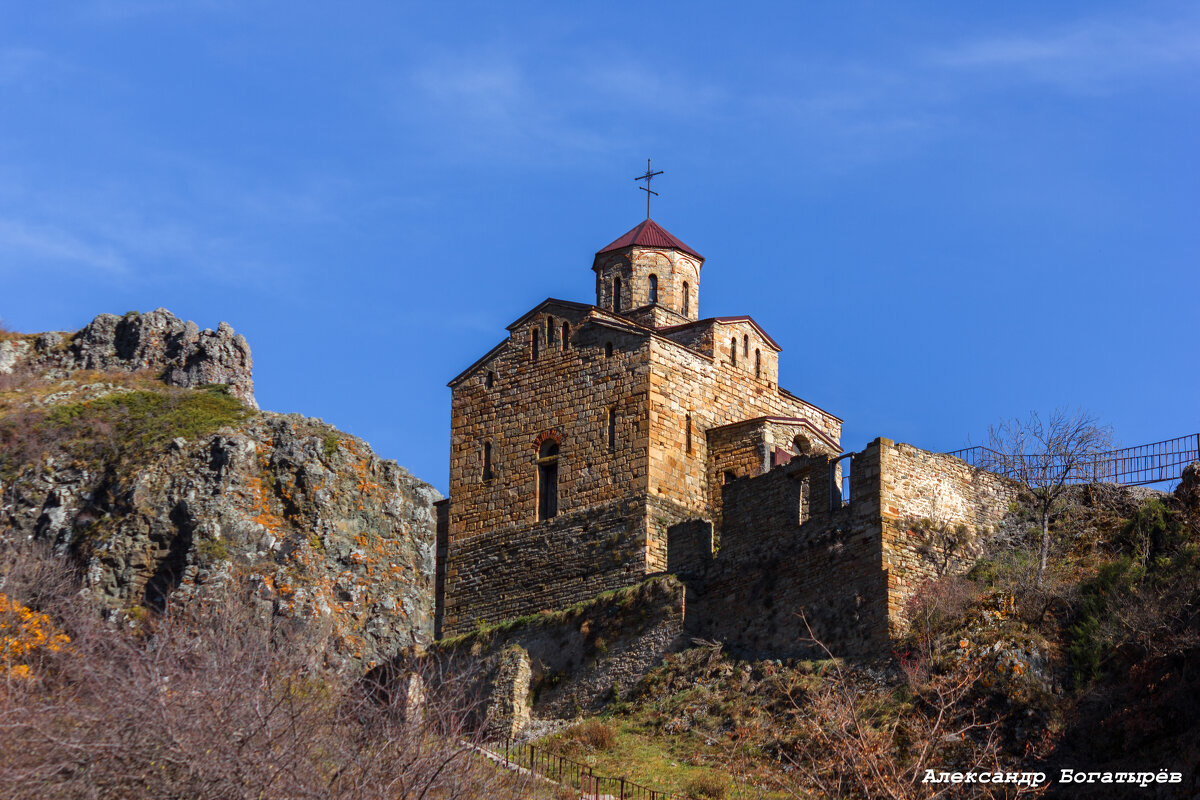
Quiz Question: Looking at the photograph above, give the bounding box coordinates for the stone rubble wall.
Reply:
[432,576,687,725]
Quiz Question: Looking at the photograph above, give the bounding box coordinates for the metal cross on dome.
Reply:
[634,158,663,219]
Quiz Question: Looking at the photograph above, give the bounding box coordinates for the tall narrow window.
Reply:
[685,413,692,454]
[531,329,540,361]
[547,316,555,347]
[482,441,494,481]
[743,334,749,356]
[648,274,658,304]
[730,337,737,366]
[561,321,569,350]
[605,341,614,358]
[607,407,617,451]
[613,277,622,312]
[754,349,761,378]
[682,282,690,315]
[537,441,559,520]
[485,370,495,388]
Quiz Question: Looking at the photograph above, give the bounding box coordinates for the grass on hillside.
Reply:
[0,379,255,480]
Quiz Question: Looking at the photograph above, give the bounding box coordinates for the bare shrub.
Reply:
[562,717,616,752]
[0,541,537,800]
[684,771,730,799]
[775,615,1038,800]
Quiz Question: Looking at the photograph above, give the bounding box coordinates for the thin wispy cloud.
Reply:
[933,14,1200,93]
[0,218,126,274]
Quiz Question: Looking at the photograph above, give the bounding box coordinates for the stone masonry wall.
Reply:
[442,498,647,635]
[681,439,1018,657]
[644,332,840,568]
[448,304,649,541]
[877,441,1020,629]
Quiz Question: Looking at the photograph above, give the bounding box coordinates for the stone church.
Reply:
[437,216,1016,655]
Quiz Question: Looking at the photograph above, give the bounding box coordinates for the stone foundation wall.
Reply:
[442,497,648,635]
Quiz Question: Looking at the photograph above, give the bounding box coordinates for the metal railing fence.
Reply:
[946,433,1199,487]
[497,737,678,800]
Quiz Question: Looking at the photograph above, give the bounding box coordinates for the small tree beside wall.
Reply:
[984,409,1112,584]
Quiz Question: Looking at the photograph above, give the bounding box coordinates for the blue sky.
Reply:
[2,1,1197,494]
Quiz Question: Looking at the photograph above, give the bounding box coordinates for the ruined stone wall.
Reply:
[687,451,888,658]
[681,439,1018,657]
[433,576,687,721]
[877,441,1020,628]
[644,334,840,568]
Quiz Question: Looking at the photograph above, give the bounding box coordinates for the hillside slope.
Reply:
[1,310,437,665]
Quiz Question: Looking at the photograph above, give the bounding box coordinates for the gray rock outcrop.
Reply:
[1,308,256,408]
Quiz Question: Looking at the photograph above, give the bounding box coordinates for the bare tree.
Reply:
[983,409,1112,584]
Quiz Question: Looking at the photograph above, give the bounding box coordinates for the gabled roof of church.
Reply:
[596,218,704,261]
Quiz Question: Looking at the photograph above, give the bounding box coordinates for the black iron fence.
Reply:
[497,737,677,799]
[947,433,1200,487]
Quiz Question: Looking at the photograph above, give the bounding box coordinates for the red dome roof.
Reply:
[596,218,703,260]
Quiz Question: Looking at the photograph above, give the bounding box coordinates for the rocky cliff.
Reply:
[0,308,257,408]
[0,310,437,666]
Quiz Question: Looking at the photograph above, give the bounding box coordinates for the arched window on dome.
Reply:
[537,440,559,520]
[613,277,622,312]
[682,282,690,315]
[743,334,749,357]
[531,328,540,361]
[754,348,761,378]
[561,321,570,350]
[729,337,737,366]
[648,274,658,305]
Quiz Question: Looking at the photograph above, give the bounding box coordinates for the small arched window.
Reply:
[685,413,692,454]
[682,282,690,315]
[485,370,495,388]
[547,316,555,346]
[730,337,737,366]
[537,440,559,521]
[648,274,658,305]
[743,334,749,356]
[605,341,614,358]
[531,329,540,361]
[482,441,494,481]
[613,277,622,312]
[561,321,569,350]
[607,407,617,451]
[754,349,761,378]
